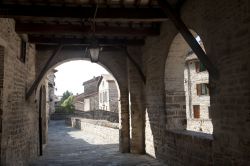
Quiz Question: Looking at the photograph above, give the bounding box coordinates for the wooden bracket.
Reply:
[124,47,146,84]
[26,45,63,100]
[157,0,219,80]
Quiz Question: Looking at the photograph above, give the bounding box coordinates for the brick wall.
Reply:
[0,46,4,158]
[143,22,177,158]
[142,0,250,165]
[0,18,38,166]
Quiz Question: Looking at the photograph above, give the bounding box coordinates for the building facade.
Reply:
[98,74,119,112]
[46,69,57,116]
[73,76,101,111]
[184,49,213,134]
[73,74,119,112]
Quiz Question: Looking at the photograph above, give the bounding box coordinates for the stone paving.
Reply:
[30,120,166,166]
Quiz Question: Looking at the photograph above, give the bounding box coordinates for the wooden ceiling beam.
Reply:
[28,36,145,46]
[0,4,167,22]
[26,45,63,100]
[16,23,160,36]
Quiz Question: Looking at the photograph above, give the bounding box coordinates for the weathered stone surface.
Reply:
[29,121,166,166]
[142,0,250,165]
[0,18,38,166]
[0,0,250,165]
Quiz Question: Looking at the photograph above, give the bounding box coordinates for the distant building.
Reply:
[98,74,119,112]
[73,76,101,111]
[184,44,213,134]
[73,74,119,112]
[46,69,57,115]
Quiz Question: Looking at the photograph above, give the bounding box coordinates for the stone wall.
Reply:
[83,76,101,94]
[0,46,4,157]
[127,47,145,154]
[99,76,110,110]
[90,95,99,111]
[142,0,250,165]
[74,101,85,111]
[66,117,119,144]
[47,70,56,115]
[74,110,119,123]
[108,81,119,113]
[0,18,38,166]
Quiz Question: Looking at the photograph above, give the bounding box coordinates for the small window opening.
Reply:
[20,39,26,63]
[195,61,206,72]
[100,93,103,103]
[196,83,209,96]
[193,105,200,119]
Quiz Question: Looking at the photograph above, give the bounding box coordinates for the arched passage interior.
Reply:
[164,31,213,134]
[33,49,128,156]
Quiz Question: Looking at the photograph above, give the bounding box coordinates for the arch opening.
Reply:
[164,31,213,134]
[36,59,121,151]
[52,59,120,116]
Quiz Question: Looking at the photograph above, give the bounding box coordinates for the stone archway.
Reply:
[164,32,190,130]
[164,31,213,133]
[35,45,130,152]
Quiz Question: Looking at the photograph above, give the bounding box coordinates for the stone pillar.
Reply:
[127,47,145,154]
[119,89,130,153]
[0,46,4,164]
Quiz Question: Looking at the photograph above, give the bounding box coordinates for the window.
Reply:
[196,83,209,96]
[20,39,26,63]
[103,91,107,102]
[100,93,103,103]
[48,82,53,88]
[208,106,211,119]
[193,105,200,119]
[195,61,206,72]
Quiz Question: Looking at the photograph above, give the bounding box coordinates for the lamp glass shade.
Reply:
[89,47,100,62]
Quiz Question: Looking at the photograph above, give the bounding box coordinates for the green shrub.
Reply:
[60,90,73,105]
[61,95,75,113]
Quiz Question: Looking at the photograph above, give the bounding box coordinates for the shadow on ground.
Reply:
[29,120,165,166]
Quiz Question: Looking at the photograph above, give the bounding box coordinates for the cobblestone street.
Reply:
[30,121,166,166]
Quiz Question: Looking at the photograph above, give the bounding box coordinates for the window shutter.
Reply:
[196,84,201,96]
[193,105,200,119]
[206,84,210,95]
[200,62,206,72]
[201,84,205,95]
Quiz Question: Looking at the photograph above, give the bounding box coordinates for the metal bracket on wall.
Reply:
[124,47,146,84]
[25,44,63,100]
[157,0,219,80]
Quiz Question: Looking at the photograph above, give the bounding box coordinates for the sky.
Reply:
[54,60,109,96]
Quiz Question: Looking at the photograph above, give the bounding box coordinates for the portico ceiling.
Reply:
[0,0,185,45]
